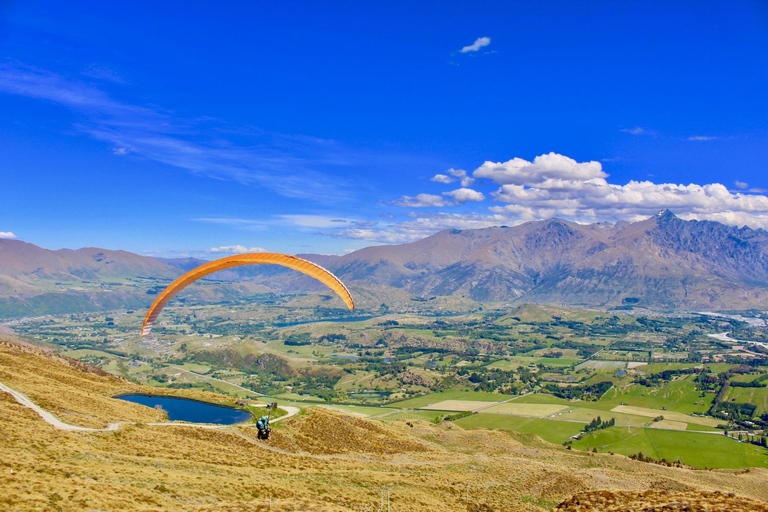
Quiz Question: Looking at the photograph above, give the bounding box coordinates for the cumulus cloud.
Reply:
[444,188,485,204]
[431,173,454,184]
[447,168,476,187]
[460,37,491,53]
[366,151,768,243]
[0,231,17,239]
[393,193,450,208]
[480,154,768,229]
[473,152,606,186]
[209,245,265,254]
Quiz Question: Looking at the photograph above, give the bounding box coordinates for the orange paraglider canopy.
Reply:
[141,253,354,336]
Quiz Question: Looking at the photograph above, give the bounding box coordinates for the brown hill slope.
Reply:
[0,239,178,284]
[555,490,768,512]
[1,339,768,511]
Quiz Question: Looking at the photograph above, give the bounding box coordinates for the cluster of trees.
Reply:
[441,411,476,422]
[736,433,768,447]
[730,380,767,388]
[544,381,613,401]
[629,452,688,468]
[583,416,615,433]
[637,367,702,388]
[711,401,757,422]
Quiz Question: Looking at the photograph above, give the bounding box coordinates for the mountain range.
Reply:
[2,210,767,316]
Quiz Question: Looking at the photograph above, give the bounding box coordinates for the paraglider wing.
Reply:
[141,253,354,336]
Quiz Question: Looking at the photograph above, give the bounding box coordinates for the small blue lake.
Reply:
[116,394,251,425]
[329,354,359,360]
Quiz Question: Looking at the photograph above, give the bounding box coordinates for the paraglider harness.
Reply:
[257,403,277,440]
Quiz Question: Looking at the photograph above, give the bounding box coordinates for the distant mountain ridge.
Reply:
[1,211,768,316]
[322,210,768,309]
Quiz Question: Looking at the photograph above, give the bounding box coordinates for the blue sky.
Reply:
[1,1,767,257]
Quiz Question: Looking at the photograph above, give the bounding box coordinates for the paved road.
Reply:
[249,403,300,423]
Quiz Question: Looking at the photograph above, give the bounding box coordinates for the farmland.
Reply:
[4,300,768,468]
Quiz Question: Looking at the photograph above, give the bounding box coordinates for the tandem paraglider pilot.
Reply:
[257,415,270,440]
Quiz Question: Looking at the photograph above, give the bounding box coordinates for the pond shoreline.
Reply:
[115,393,253,425]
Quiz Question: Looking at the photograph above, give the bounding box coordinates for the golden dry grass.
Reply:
[2,338,768,512]
[554,490,768,511]
[482,403,570,416]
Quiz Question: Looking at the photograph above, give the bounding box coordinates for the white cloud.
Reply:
[444,188,485,204]
[325,212,508,244]
[620,126,657,136]
[447,168,476,187]
[488,173,768,229]
[209,245,265,254]
[431,173,454,184]
[473,152,606,186]
[0,231,17,239]
[112,147,132,155]
[364,151,768,243]
[393,193,450,208]
[460,37,491,53]
[687,135,719,141]
[735,181,749,189]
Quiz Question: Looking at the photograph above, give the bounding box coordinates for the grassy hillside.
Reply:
[2,339,768,511]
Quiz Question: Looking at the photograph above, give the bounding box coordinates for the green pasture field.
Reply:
[561,407,653,426]
[730,373,766,383]
[640,363,701,374]
[486,357,581,370]
[496,304,605,324]
[686,423,722,432]
[61,348,119,359]
[571,426,768,469]
[598,378,714,414]
[454,413,584,444]
[265,339,339,360]
[724,386,768,416]
[391,390,514,409]
[704,363,739,373]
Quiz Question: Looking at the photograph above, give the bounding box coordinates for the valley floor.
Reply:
[2,339,768,511]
